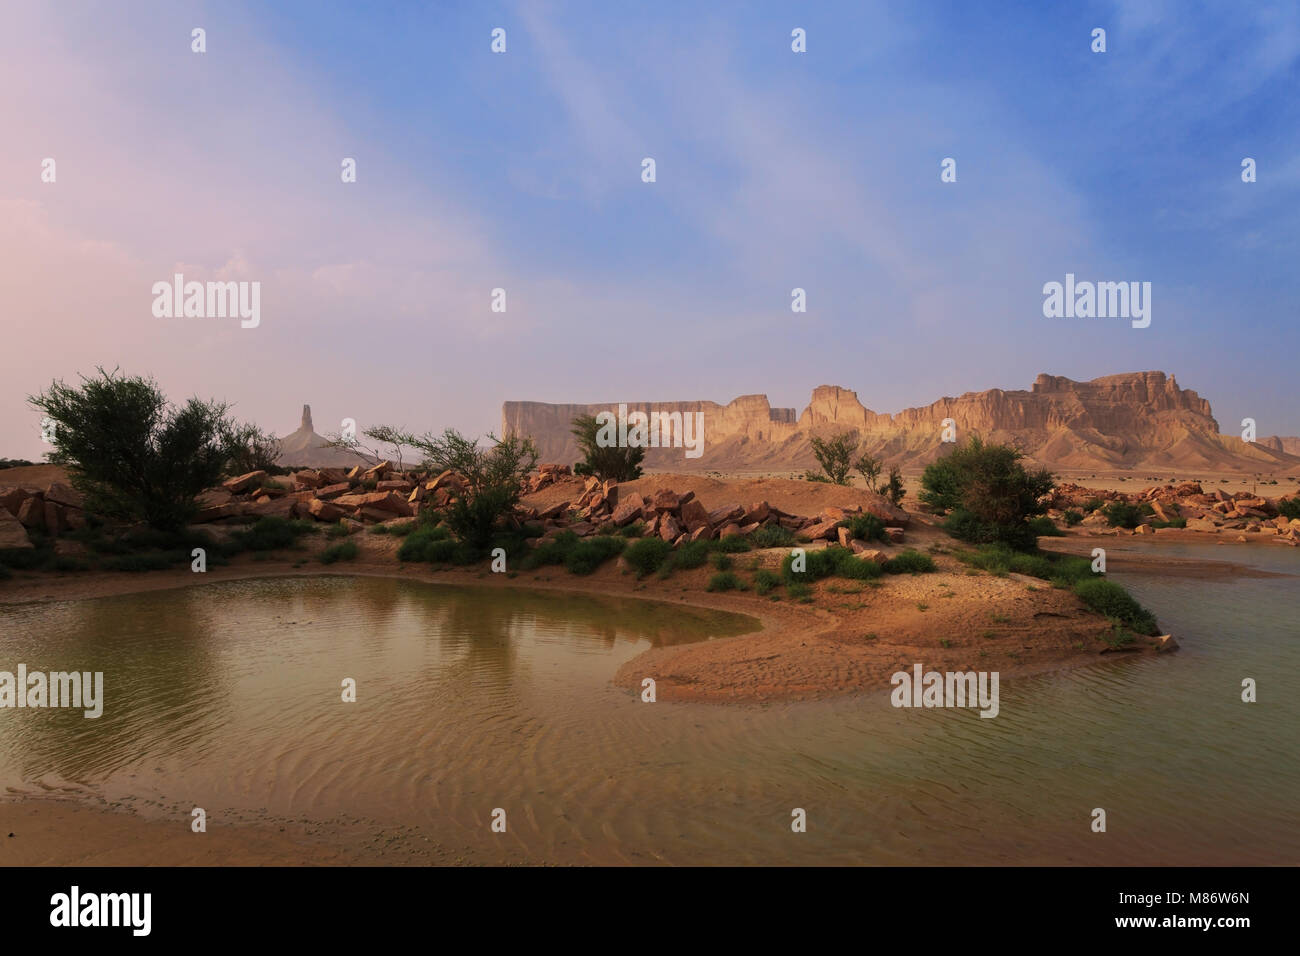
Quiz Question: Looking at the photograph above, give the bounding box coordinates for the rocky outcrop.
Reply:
[504,372,1300,474]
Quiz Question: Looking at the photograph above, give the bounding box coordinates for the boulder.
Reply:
[837,526,852,548]
[44,481,83,509]
[719,522,743,539]
[364,460,393,479]
[742,501,771,525]
[707,503,744,526]
[316,482,352,500]
[679,498,710,532]
[333,492,412,517]
[802,518,840,540]
[651,489,680,512]
[690,525,715,543]
[884,527,905,543]
[659,515,683,541]
[1185,517,1221,533]
[43,501,67,536]
[612,493,646,526]
[856,548,890,566]
[17,496,44,530]
[376,480,413,493]
[0,487,28,518]
[0,509,32,549]
[245,498,296,519]
[308,498,347,522]
[293,469,324,489]
[222,470,267,494]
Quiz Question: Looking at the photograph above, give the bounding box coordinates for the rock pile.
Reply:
[0,482,87,548]
[1050,481,1300,544]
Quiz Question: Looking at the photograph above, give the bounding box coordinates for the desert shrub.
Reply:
[835,553,884,580]
[1072,578,1159,634]
[666,539,711,571]
[320,540,359,564]
[1277,499,1300,520]
[841,513,887,542]
[753,569,782,595]
[571,414,645,482]
[413,429,539,552]
[787,581,813,601]
[1028,516,1064,537]
[397,525,452,562]
[752,524,797,548]
[622,537,673,577]
[29,368,230,530]
[220,421,282,476]
[1083,497,1104,513]
[617,521,645,538]
[713,535,752,553]
[781,546,842,582]
[325,520,356,539]
[707,571,742,592]
[229,517,315,552]
[883,549,936,574]
[1150,517,1187,529]
[1063,509,1083,526]
[802,472,830,484]
[884,466,906,506]
[562,535,626,575]
[711,552,733,571]
[1101,502,1144,529]
[921,437,1055,548]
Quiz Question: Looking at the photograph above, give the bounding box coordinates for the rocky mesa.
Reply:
[503,371,1300,474]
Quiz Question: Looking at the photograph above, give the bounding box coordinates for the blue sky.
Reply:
[2,0,1298,458]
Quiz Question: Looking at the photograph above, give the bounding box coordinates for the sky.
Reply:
[2,0,1298,460]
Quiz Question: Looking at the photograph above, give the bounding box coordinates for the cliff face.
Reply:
[503,372,1300,473]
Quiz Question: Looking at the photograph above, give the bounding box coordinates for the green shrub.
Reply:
[1277,499,1300,520]
[781,546,842,582]
[943,508,1037,550]
[712,552,733,571]
[617,521,646,538]
[1083,497,1104,513]
[1101,502,1144,529]
[714,535,752,553]
[230,517,316,552]
[883,549,936,574]
[840,513,886,542]
[1150,517,1186,529]
[562,536,626,575]
[706,571,743,592]
[1063,509,1083,526]
[667,539,711,570]
[752,524,796,548]
[787,581,813,601]
[622,537,673,577]
[397,525,453,562]
[1072,578,1159,634]
[1028,516,1064,537]
[753,569,782,595]
[835,554,884,580]
[325,520,355,539]
[320,540,359,564]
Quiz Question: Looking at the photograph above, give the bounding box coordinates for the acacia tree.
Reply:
[920,436,1054,548]
[809,432,858,486]
[409,429,539,550]
[220,421,282,475]
[29,368,229,530]
[856,453,883,493]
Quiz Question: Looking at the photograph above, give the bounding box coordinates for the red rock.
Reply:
[719,522,742,538]
[245,498,296,519]
[44,482,83,509]
[308,498,346,522]
[17,496,45,530]
[856,548,889,565]
[357,507,393,523]
[690,525,715,542]
[333,491,412,516]
[672,533,689,547]
[678,491,695,507]
[679,498,710,532]
[376,480,413,493]
[742,501,771,524]
[222,470,267,494]
[659,515,683,541]
[0,487,30,518]
[802,518,840,540]
[364,460,392,479]
[293,469,324,489]
[316,482,352,500]
[612,493,646,526]
[652,489,681,512]
[707,504,743,526]
[836,526,852,548]
[884,526,905,543]
[0,509,32,549]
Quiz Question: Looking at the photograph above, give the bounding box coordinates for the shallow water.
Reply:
[1,549,1297,865]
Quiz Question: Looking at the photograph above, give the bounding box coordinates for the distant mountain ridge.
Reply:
[503,372,1300,474]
